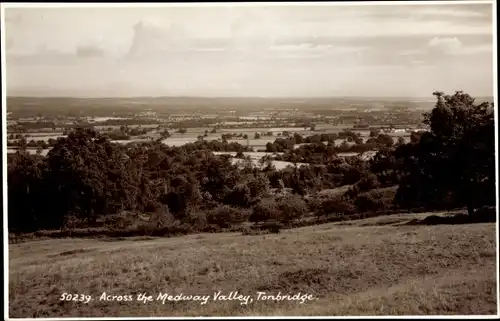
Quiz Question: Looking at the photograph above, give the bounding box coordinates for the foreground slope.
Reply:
[9,213,497,317]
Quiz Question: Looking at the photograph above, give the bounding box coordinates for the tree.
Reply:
[249,198,279,223]
[163,177,203,219]
[247,173,271,198]
[224,184,251,207]
[44,128,142,224]
[18,137,28,151]
[266,142,277,153]
[276,195,308,222]
[410,130,425,144]
[293,133,303,144]
[338,141,350,153]
[375,134,394,147]
[8,153,54,232]
[395,91,495,216]
[160,129,171,139]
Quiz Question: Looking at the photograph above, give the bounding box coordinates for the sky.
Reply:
[3,2,495,98]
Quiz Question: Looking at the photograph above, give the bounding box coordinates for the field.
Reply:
[9,212,497,317]
[7,120,413,158]
[7,125,412,159]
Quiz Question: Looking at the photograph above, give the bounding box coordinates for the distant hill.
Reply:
[6,95,493,114]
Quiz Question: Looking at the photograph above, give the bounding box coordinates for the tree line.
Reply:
[7,91,495,235]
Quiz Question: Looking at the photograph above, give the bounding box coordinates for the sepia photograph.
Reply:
[2,1,498,318]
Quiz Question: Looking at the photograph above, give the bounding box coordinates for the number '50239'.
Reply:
[60,293,92,304]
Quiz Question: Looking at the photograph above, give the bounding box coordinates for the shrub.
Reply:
[249,198,280,223]
[206,205,251,228]
[275,194,309,223]
[315,195,357,217]
[183,210,208,230]
[344,185,360,199]
[61,214,83,230]
[356,173,380,192]
[101,211,139,230]
[354,187,397,213]
[241,226,253,235]
[371,187,397,208]
[149,206,175,229]
[260,221,283,233]
[354,193,386,213]
[305,194,320,211]
[241,226,266,236]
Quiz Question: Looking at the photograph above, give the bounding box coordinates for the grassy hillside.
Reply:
[9,212,497,317]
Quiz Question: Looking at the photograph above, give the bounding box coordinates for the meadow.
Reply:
[8,212,496,317]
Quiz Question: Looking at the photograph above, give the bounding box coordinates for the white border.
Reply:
[2,1,498,320]
[2,2,9,321]
[0,1,496,8]
[6,315,497,321]
[493,0,500,317]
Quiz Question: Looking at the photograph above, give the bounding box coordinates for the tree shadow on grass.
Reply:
[403,208,496,226]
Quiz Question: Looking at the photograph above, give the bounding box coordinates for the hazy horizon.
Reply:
[5,94,495,100]
[3,3,495,98]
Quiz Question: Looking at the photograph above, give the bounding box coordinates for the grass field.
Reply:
[8,212,497,317]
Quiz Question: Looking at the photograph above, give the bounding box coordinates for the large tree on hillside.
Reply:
[395,91,495,215]
[45,128,143,223]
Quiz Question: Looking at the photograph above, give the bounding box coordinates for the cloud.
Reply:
[191,38,232,50]
[399,36,491,58]
[269,43,332,51]
[459,44,492,55]
[128,21,166,56]
[5,5,493,98]
[426,37,492,56]
[427,36,463,54]
[280,12,491,40]
[399,49,425,56]
[411,6,489,18]
[127,21,190,56]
